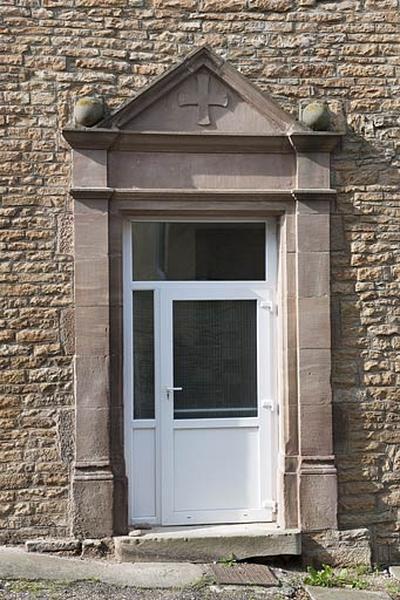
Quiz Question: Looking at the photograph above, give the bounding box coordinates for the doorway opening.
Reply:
[123,219,278,526]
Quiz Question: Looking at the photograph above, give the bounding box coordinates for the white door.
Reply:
[124,220,278,526]
[160,286,276,525]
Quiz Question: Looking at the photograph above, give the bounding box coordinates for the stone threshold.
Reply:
[115,523,301,563]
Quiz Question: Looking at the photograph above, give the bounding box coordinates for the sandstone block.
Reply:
[201,0,244,10]
[302,528,372,567]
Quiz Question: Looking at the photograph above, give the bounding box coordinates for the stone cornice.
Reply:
[290,132,342,152]
[292,188,337,202]
[63,128,117,150]
[63,128,342,154]
[70,187,114,200]
[113,189,293,202]
[71,187,293,202]
[63,129,294,153]
[70,187,336,203]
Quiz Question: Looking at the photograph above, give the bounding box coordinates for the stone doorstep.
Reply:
[114,524,301,563]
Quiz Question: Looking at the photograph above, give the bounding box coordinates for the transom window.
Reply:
[131,222,266,281]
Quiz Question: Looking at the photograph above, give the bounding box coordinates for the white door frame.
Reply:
[123,218,279,526]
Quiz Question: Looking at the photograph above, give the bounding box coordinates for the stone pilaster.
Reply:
[295,195,338,531]
[72,185,115,537]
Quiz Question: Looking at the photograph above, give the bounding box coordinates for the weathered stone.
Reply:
[56,409,74,465]
[74,97,104,127]
[306,586,391,600]
[81,537,114,559]
[25,539,81,554]
[301,101,331,131]
[128,529,145,537]
[389,566,400,580]
[302,529,372,567]
[115,528,301,562]
[57,213,74,255]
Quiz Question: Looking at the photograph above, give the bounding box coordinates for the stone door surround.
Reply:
[63,46,341,538]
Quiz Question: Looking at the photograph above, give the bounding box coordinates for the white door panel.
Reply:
[173,427,260,512]
[131,428,156,520]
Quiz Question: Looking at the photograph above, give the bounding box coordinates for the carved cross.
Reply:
[178,71,228,126]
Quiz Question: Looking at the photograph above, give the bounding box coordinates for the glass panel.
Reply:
[173,300,257,419]
[132,222,265,281]
[133,291,154,419]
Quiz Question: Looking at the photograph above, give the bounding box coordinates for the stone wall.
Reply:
[1,0,399,560]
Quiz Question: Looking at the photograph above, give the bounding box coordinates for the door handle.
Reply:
[166,386,183,399]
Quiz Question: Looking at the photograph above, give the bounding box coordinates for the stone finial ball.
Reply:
[74,97,104,127]
[301,101,330,131]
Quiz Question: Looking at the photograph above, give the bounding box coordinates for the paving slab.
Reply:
[389,566,400,580]
[0,546,205,589]
[306,586,391,600]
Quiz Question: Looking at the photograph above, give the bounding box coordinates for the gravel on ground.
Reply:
[0,578,307,600]
[1,562,399,600]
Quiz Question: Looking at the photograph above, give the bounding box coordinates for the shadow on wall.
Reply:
[330,119,400,565]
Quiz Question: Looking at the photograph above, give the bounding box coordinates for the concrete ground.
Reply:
[0,547,205,589]
[1,547,400,599]
[0,546,303,599]
[0,580,309,600]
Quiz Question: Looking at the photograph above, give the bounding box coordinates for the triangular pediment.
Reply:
[97,46,304,135]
